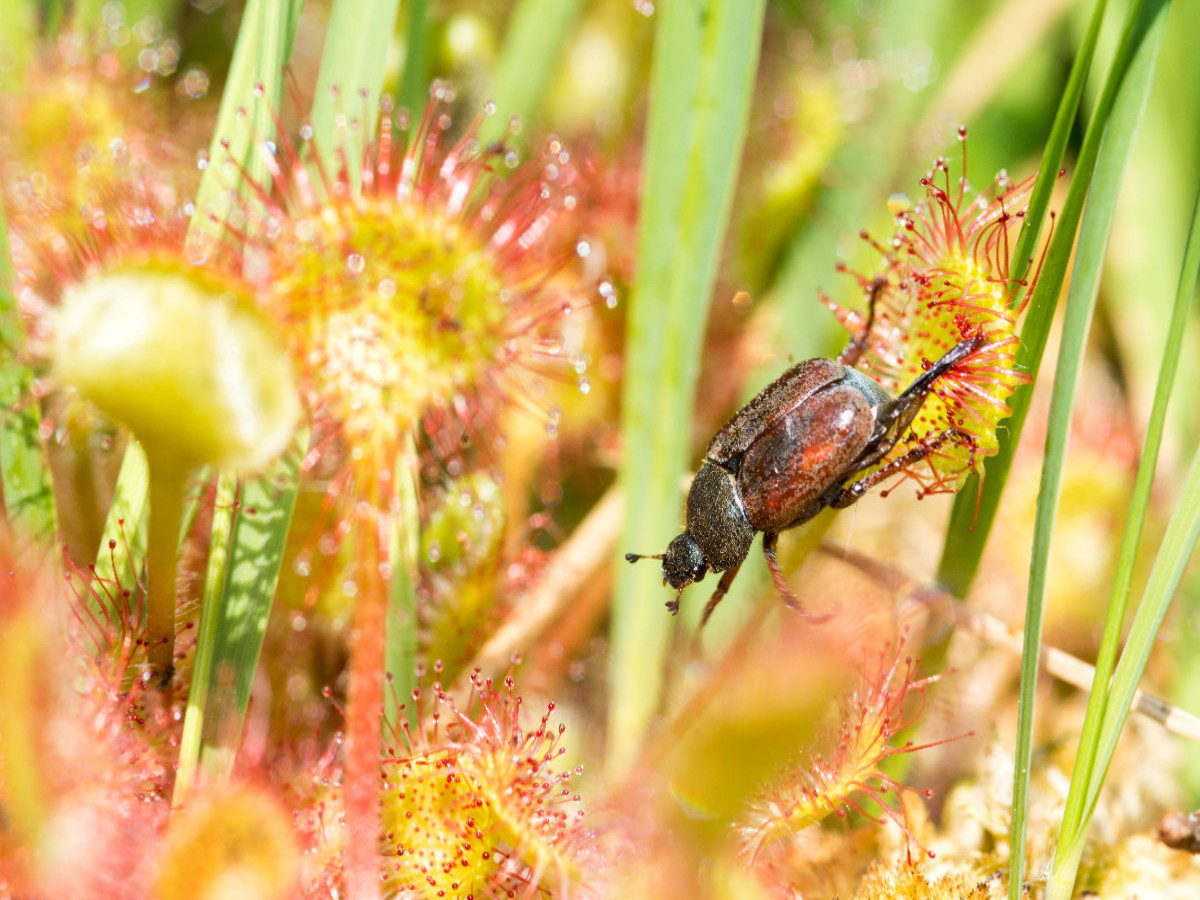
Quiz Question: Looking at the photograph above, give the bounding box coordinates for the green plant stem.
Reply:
[1006,4,1171,897]
[385,450,419,729]
[397,0,431,117]
[308,0,401,196]
[145,457,188,685]
[175,473,237,805]
[197,441,303,781]
[1048,120,1198,900]
[478,0,585,145]
[608,0,766,774]
[938,0,1111,597]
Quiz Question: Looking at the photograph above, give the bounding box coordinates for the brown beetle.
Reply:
[627,306,981,625]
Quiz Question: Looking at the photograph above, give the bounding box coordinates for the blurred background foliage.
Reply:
[2,0,1200,897]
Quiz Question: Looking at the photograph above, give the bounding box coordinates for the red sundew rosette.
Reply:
[824,130,1036,499]
[738,649,962,865]
[239,85,603,514]
[232,85,605,898]
[379,671,595,897]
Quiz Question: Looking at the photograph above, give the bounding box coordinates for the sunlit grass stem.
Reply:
[145,456,188,685]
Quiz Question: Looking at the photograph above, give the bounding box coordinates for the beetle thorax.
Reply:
[685,461,757,573]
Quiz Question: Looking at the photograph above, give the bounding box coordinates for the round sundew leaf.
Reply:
[53,266,301,474]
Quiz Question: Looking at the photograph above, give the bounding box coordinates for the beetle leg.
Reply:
[862,334,988,459]
[666,586,685,615]
[699,563,743,626]
[837,276,886,368]
[762,532,835,622]
[830,427,976,509]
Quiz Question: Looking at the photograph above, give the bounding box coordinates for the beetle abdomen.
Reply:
[706,358,845,464]
[686,461,756,573]
[738,382,876,532]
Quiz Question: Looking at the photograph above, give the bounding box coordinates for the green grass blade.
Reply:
[194,446,302,780]
[175,471,238,804]
[1049,103,1198,900]
[938,0,1112,597]
[93,443,149,624]
[308,0,402,196]
[188,0,303,246]
[1081,445,1200,819]
[0,190,57,546]
[397,0,431,118]
[477,0,585,145]
[1009,4,1168,895]
[607,0,767,774]
[385,452,420,729]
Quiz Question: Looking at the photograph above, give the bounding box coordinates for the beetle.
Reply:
[626,299,982,625]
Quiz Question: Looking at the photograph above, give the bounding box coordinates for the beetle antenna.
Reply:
[624,552,664,564]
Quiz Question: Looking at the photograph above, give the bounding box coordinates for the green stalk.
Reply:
[175,472,237,803]
[1012,4,1168,895]
[478,0,586,145]
[397,0,431,118]
[196,445,302,780]
[96,0,302,621]
[608,0,766,774]
[385,447,420,729]
[144,456,187,685]
[938,0,1112,597]
[308,0,402,197]
[1048,110,1198,900]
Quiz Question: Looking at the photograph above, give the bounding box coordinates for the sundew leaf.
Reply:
[608,0,767,774]
[95,0,303,604]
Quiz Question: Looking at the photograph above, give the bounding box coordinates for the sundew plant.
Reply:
[1,1,1199,899]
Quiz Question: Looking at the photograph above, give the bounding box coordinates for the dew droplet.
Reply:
[347,252,366,274]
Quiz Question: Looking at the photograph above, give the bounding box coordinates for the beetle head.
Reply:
[662,532,707,590]
[625,534,708,614]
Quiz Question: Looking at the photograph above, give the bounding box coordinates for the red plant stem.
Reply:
[343,512,387,900]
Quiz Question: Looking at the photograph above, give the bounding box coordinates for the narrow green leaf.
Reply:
[1011,3,1168,896]
[938,0,1113,597]
[188,0,304,247]
[1081,445,1200,820]
[0,190,57,546]
[477,0,586,145]
[93,442,149,620]
[308,0,402,197]
[397,0,431,118]
[385,452,420,729]
[1049,91,1198,900]
[175,472,238,804]
[196,446,303,780]
[608,0,767,774]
